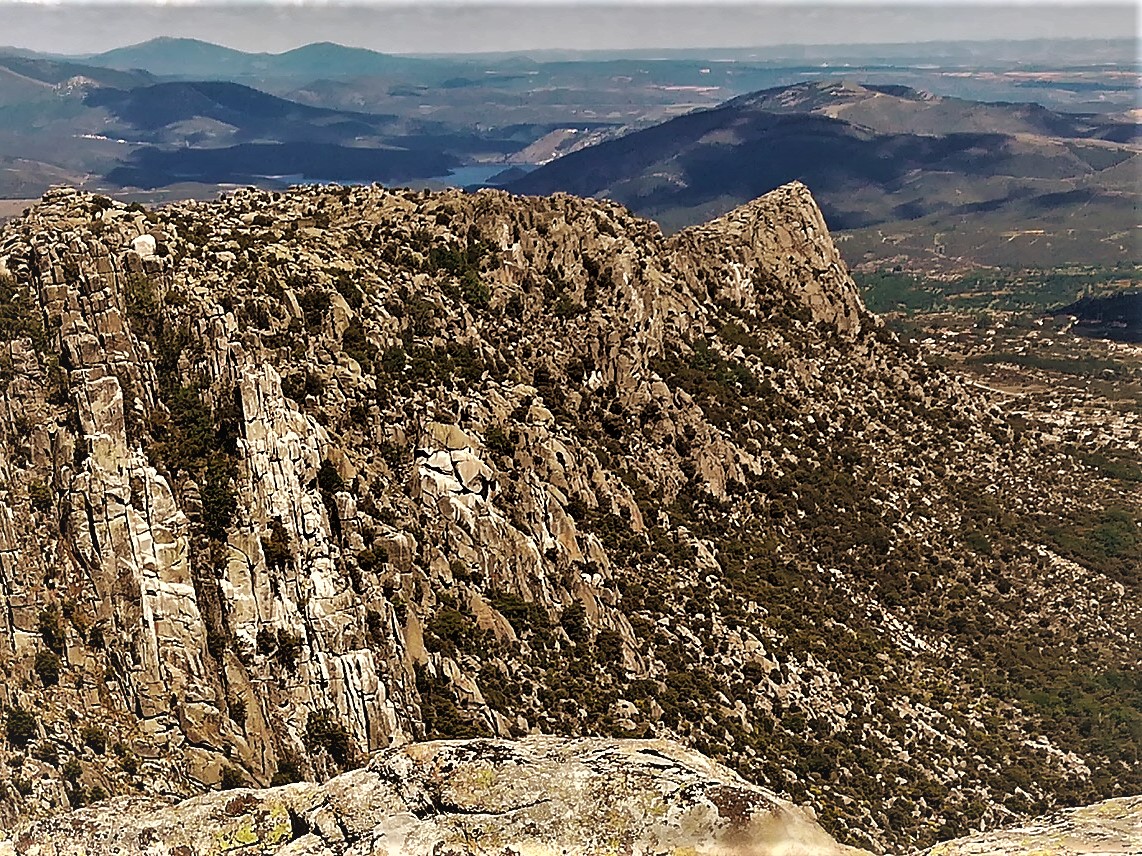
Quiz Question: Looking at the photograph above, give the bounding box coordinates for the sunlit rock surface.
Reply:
[0,736,868,856]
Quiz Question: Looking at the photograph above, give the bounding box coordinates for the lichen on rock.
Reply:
[0,736,869,856]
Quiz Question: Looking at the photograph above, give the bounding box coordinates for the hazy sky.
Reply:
[0,2,1136,56]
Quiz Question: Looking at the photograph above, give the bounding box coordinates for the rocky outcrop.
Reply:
[667,181,866,336]
[4,739,1137,856]
[921,796,1142,855]
[0,736,867,856]
[0,183,1135,853]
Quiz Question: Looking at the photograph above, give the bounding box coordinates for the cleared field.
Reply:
[0,199,34,223]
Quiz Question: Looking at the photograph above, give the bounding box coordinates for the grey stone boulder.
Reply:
[0,736,868,856]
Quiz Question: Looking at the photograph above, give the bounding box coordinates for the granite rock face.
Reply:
[920,796,1142,856]
[0,182,1135,852]
[0,736,867,856]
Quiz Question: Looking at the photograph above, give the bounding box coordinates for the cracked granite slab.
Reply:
[0,736,867,856]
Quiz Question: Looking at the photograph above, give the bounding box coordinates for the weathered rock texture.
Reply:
[0,182,1135,852]
[0,736,867,855]
[921,795,1142,856]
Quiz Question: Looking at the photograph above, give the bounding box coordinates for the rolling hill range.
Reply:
[0,54,152,101]
[83,80,403,139]
[79,36,435,82]
[82,80,502,187]
[65,36,1140,115]
[0,55,158,196]
[727,80,1136,140]
[0,60,528,192]
[507,80,1140,267]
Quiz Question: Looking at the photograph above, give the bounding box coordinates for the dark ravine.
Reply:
[0,182,1135,852]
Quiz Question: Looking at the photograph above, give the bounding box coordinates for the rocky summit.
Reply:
[0,182,1136,852]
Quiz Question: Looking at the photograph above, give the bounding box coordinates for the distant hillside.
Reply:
[0,53,153,111]
[81,37,430,80]
[85,80,382,128]
[0,54,153,90]
[16,77,528,189]
[508,80,1139,266]
[83,37,251,77]
[726,80,1134,140]
[82,81,406,150]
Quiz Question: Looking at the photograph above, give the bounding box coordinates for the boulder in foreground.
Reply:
[921,795,1142,856]
[0,736,867,856]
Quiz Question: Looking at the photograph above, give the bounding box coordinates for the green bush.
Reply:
[560,602,589,643]
[229,697,247,724]
[153,386,214,470]
[219,765,245,790]
[262,520,294,572]
[281,370,324,402]
[38,606,64,655]
[426,608,474,657]
[317,459,344,494]
[277,629,303,671]
[333,274,363,310]
[6,708,36,747]
[298,290,330,332]
[201,458,237,541]
[0,272,47,350]
[205,625,230,660]
[256,627,276,655]
[460,270,490,308]
[484,425,514,457]
[304,711,352,767]
[356,546,387,574]
[342,320,375,372]
[595,629,624,662]
[270,759,302,786]
[119,751,138,776]
[489,591,548,634]
[34,650,60,687]
[552,295,585,319]
[123,271,160,330]
[32,741,58,766]
[81,725,106,754]
[61,758,82,785]
[378,346,406,375]
[415,665,489,740]
[28,482,52,513]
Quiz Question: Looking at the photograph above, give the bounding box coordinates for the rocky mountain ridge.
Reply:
[0,181,1135,852]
